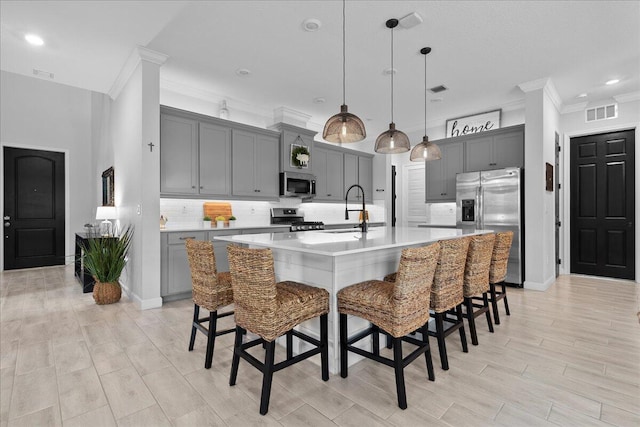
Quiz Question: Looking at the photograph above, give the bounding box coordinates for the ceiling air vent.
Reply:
[585,103,617,122]
[429,85,448,94]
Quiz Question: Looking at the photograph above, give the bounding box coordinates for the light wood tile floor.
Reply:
[1,266,638,426]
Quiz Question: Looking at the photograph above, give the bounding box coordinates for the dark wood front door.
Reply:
[3,147,65,270]
[570,129,635,279]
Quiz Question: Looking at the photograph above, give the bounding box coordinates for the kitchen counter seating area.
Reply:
[214,226,493,375]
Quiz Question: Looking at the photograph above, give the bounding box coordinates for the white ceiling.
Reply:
[2,0,639,141]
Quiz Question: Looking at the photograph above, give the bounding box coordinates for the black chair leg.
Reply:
[386,333,393,349]
[320,314,329,381]
[434,312,448,370]
[188,304,199,351]
[490,283,501,325]
[465,297,479,346]
[340,313,348,378]
[456,304,468,353]
[422,325,435,381]
[372,324,380,356]
[392,337,407,410]
[204,310,217,369]
[286,330,293,360]
[259,341,276,415]
[229,326,244,386]
[502,283,511,315]
[483,292,494,333]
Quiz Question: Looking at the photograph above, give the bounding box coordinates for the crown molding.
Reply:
[518,77,562,111]
[109,46,168,100]
[614,91,640,103]
[561,101,588,114]
[273,106,312,128]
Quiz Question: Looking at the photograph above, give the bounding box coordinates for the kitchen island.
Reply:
[215,226,491,373]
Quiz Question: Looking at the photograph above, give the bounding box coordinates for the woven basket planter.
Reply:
[93,281,122,305]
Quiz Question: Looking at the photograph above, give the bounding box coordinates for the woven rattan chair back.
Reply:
[463,234,496,297]
[227,245,279,337]
[392,243,440,329]
[430,237,471,313]
[489,231,514,284]
[185,239,233,310]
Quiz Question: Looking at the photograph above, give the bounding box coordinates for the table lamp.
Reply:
[96,206,117,237]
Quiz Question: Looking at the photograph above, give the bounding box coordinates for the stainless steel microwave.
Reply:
[279,172,316,198]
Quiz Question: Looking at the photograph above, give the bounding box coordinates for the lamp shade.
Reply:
[96,206,117,220]
[410,135,442,161]
[322,104,366,143]
[374,122,410,154]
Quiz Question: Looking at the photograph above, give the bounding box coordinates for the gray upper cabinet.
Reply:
[232,129,279,199]
[465,126,524,172]
[271,123,317,173]
[372,154,387,201]
[358,156,373,202]
[344,152,373,202]
[199,122,231,196]
[425,141,464,202]
[160,114,198,194]
[314,146,344,201]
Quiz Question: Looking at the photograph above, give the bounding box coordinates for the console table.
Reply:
[74,233,112,293]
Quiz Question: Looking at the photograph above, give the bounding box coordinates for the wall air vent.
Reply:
[429,85,448,93]
[585,103,617,122]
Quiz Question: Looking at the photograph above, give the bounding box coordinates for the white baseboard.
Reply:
[121,283,163,310]
[524,275,555,291]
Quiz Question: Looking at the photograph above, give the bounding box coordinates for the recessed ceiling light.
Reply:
[235,68,251,77]
[383,68,397,76]
[577,93,588,98]
[25,33,44,46]
[312,97,325,104]
[302,18,322,32]
[605,79,619,85]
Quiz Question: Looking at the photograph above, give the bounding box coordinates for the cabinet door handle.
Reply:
[200,186,204,189]
[254,189,261,192]
[191,186,196,189]
[179,236,196,240]
[376,189,385,192]
[327,194,331,197]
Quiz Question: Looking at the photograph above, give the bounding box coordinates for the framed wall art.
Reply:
[102,167,114,206]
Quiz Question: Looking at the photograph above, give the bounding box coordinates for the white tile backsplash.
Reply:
[160,198,386,228]
[425,202,456,225]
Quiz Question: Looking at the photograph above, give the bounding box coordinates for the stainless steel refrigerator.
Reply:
[456,167,524,286]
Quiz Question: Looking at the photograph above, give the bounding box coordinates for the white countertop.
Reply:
[214,226,492,256]
[160,222,385,233]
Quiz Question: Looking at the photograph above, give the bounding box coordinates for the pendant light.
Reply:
[410,47,442,161]
[375,19,410,154]
[322,0,366,143]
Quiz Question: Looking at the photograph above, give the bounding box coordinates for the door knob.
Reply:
[3,216,9,220]
[4,222,10,227]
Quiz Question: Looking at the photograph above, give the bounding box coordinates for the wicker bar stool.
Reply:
[226,245,329,416]
[338,243,439,409]
[386,237,471,370]
[185,239,235,369]
[488,231,514,325]
[463,233,496,346]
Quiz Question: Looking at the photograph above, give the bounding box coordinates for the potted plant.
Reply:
[203,216,212,228]
[81,225,133,305]
[215,215,226,228]
[228,215,237,227]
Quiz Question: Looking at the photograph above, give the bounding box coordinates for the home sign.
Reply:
[446,109,501,138]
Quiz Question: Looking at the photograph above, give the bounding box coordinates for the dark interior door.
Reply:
[570,129,635,279]
[3,147,65,270]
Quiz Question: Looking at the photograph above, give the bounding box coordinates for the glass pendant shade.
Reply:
[323,104,367,143]
[375,122,410,154]
[410,135,442,161]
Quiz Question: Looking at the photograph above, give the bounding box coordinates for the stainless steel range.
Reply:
[270,208,325,232]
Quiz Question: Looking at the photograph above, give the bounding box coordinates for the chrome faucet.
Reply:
[345,184,368,233]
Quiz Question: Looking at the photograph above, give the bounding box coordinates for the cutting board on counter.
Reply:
[203,202,232,220]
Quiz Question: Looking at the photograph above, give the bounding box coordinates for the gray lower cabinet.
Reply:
[314,147,344,201]
[465,128,524,172]
[207,230,238,273]
[160,114,198,194]
[425,141,464,202]
[161,231,206,300]
[232,130,279,199]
